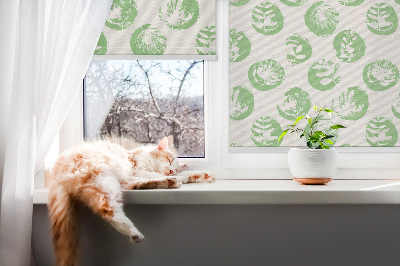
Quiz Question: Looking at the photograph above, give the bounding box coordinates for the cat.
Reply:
[48,137,216,266]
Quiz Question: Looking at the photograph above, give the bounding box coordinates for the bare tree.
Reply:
[85,60,204,157]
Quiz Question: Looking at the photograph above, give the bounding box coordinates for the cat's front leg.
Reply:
[177,171,217,184]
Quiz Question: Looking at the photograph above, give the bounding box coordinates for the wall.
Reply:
[32,204,400,266]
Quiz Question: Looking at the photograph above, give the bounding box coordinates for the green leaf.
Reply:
[330,124,346,129]
[324,108,334,113]
[308,118,312,124]
[325,139,333,144]
[294,116,304,125]
[278,129,288,141]
[306,140,312,148]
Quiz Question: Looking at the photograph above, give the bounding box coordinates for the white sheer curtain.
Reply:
[0,0,112,265]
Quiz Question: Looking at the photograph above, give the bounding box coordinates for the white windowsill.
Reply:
[33,180,400,205]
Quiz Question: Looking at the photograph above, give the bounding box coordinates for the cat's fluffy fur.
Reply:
[48,137,216,266]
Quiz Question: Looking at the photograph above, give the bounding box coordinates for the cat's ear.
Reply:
[167,135,178,155]
[157,137,168,151]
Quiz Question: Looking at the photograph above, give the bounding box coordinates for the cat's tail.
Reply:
[48,183,78,266]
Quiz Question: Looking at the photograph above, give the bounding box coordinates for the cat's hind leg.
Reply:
[75,172,144,242]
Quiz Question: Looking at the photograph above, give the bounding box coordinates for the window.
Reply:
[84,60,205,158]
[56,0,400,181]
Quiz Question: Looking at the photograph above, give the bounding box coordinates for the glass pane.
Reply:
[84,60,204,158]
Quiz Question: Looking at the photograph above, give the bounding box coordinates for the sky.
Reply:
[89,60,204,97]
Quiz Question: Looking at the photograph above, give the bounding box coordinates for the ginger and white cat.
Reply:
[48,137,216,266]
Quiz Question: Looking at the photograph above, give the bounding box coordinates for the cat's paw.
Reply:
[177,163,187,173]
[203,171,217,183]
[187,171,217,183]
[166,177,182,189]
[130,232,145,243]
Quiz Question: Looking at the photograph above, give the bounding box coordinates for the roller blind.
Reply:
[229,0,400,148]
[94,0,216,59]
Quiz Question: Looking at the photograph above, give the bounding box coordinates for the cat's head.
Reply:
[149,137,179,176]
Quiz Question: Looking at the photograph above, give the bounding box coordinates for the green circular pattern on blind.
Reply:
[130,24,167,55]
[251,116,283,147]
[230,29,251,62]
[230,143,242,147]
[280,0,308,7]
[196,26,216,55]
[331,86,369,120]
[333,30,366,63]
[392,93,400,119]
[339,0,365,6]
[230,86,255,120]
[305,1,339,37]
[94,33,107,55]
[366,3,398,36]
[340,144,355,147]
[105,0,138,30]
[248,59,285,91]
[363,59,400,91]
[277,87,311,121]
[308,60,340,91]
[230,0,250,6]
[252,2,284,35]
[366,117,398,146]
[159,0,199,30]
[286,34,312,66]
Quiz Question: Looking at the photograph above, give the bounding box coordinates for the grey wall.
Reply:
[32,205,400,266]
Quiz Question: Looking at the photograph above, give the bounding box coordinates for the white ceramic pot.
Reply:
[288,148,338,184]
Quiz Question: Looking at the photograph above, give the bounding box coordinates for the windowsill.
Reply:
[33,180,400,205]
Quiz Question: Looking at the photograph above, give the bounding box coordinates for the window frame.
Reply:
[58,0,400,181]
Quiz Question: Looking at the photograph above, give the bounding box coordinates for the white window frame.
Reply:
[58,0,400,181]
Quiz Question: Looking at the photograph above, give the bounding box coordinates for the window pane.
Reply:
[84,60,204,158]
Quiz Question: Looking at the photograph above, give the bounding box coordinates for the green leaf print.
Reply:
[305,1,339,37]
[159,0,199,30]
[363,59,400,91]
[366,117,398,146]
[286,34,312,65]
[333,30,365,63]
[105,0,138,30]
[130,24,167,55]
[366,3,398,35]
[251,116,283,147]
[308,60,340,91]
[277,87,311,121]
[230,0,250,6]
[94,33,107,55]
[230,143,242,147]
[230,29,251,62]
[230,86,255,120]
[331,86,369,120]
[252,2,284,35]
[392,93,400,119]
[196,26,216,55]
[340,144,355,147]
[248,59,285,91]
[339,0,365,6]
[395,0,400,5]
[280,0,308,7]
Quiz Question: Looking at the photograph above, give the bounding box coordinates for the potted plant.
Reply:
[278,106,346,185]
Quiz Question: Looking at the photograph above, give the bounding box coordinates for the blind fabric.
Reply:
[95,0,216,58]
[229,0,400,147]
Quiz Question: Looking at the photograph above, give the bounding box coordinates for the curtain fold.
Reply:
[0,0,112,265]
